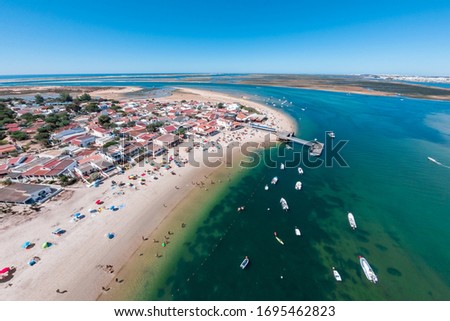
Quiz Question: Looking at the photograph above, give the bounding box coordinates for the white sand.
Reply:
[0,87,295,300]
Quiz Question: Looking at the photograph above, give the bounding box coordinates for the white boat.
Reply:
[348,212,357,230]
[295,181,302,190]
[332,267,342,281]
[298,167,303,174]
[328,131,335,138]
[295,226,301,236]
[274,232,284,245]
[280,198,289,211]
[240,256,249,269]
[286,145,292,150]
[280,163,285,170]
[271,176,278,185]
[264,184,269,190]
[359,256,378,283]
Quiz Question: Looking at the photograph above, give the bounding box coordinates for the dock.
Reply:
[277,131,324,156]
[248,123,324,156]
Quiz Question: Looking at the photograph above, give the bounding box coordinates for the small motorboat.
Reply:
[328,131,335,139]
[280,198,289,211]
[274,232,284,245]
[280,163,285,170]
[348,212,357,230]
[298,167,303,175]
[240,256,249,269]
[332,267,342,281]
[295,181,302,190]
[295,226,301,236]
[264,184,269,191]
[271,176,278,185]
[359,256,378,284]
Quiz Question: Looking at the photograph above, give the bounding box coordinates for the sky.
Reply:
[1,0,450,76]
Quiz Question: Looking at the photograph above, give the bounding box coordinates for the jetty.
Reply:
[249,122,324,156]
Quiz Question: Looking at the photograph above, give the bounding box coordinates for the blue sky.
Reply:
[1,0,450,75]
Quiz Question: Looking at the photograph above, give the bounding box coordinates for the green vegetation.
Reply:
[10,131,29,141]
[0,131,6,140]
[98,115,112,128]
[78,93,92,102]
[0,139,8,145]
[34,94,45,104]
[146,121,164,132]
[103,140,119,149]
[0,103,16,126]
[217,102,225,108]
[85,102,100,113]
[65,103,81,113]
[241,105,259,114]
[59,175,77,187]
[59,92,73,102]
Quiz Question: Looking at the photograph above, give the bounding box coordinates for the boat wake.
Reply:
[428,156,450,169]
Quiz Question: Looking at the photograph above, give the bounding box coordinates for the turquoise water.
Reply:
[141,87,450,300]
[3,76,450,300]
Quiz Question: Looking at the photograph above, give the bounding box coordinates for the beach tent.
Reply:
[0,267,10,275]
[41,242,52,249]
[21,241,31,249]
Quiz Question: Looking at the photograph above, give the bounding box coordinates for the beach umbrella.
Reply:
[0,267,10,275]
[162,242,166,247]
[106,233,115,239]
[41,242,52,249]
[21,241,31,249]
[95,199,102,205]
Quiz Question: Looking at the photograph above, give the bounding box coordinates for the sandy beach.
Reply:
[0,87,295,300]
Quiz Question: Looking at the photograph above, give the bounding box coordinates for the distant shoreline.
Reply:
[2,73,450,101]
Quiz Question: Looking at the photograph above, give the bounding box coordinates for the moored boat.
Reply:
[280,163,285,170]
[240,256,249,269]
[274,232,284,245]
[348,212,357,230]
[298,167,303,174]
[295,181,302,190]
[359,256,378,283]
[295,226,301,236]
[328,131,335,138]
[280,198,289,211]
[332,267,342,281]
[271,176,278,185]
[264,184,269,190]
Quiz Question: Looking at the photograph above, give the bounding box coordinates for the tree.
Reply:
[146,121,164,132]
[35,94,44,104]
[59,92,73,102]
[85,102,100,113]
[0,103,16,126]
[0,131,7,140]
[65,103,81,113]
[10,131,29,141]
[78,93,91,102]
[20,112,35,123]
[98,115,111,128]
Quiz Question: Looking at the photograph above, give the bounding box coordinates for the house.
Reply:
[0,182,60,205]
[154,134,181,147]
[70,134,96,147]
[235,112,248,122]
[90,126,111,138]
[95,135,115,146]
[21,158,77,180]
[51,125,85,141]
[159,125,178,135]
[216,118,233,129]
[0,144,17,156]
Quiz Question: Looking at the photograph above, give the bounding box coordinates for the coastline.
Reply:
[0,86,296,301]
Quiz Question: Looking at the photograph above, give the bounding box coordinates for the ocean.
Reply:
[2,75,449,300]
